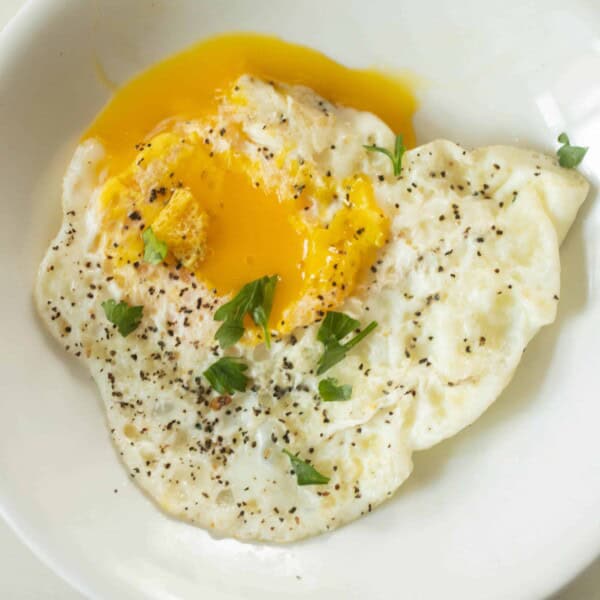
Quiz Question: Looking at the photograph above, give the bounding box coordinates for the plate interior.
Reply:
[0,0,599,598]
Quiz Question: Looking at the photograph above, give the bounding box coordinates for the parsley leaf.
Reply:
[318,377,352,402]
[214,275,278,348]
[316,344,347,375]
[203,357,249,395]
[249,275,277,344]
[213,320,245,349]
[316,311,378,375]
[283,450,330,486]
[142,227,168,265]
[101,299,143,337]
[557,132,588,168]
[317,311,359,345]
[364,134,406,176]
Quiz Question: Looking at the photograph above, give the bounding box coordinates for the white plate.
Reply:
[1,1,599,598]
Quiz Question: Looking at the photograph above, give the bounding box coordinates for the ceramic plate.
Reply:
[0,1,599,598]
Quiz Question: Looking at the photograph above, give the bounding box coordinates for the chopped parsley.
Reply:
[557,132,588,168]
[203,357,249,395]
[364,134,406,176]
[101,299,143,337]
[142,227,168,265]
[214,275,278,348]
[283,450,330,486]
[318,377,352,402]
[316,311,378,375]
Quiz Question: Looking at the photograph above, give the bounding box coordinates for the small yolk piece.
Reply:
[151,188,209,270]
[300,176,389,310]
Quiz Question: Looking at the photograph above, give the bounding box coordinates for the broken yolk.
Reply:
[164,147,306,323]
[87,33,417,335]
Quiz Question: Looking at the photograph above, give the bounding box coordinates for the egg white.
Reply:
[36,76,588,541]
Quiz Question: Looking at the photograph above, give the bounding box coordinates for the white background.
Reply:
[0,1,598,598]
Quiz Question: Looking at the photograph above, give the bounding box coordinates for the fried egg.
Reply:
[36,35,588,542]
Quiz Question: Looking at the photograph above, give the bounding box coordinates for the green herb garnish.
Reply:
[101,299,143,337]
[214,275,278,348]
[318,377,352,402]
[316,311,378,375]
[283,450,330,486]
[203,357,249,395]
[557,132,588,168]
[142,227,168,265]
[364,134,406,176]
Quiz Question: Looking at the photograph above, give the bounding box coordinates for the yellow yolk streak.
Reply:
[89,33,417,335]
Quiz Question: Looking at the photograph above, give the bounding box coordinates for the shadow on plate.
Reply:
[553,553,600,599]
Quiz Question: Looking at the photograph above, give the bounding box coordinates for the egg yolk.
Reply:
[86,33,417,335]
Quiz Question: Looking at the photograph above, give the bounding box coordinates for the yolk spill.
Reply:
[87,33,417,333]
[85,33,417,172]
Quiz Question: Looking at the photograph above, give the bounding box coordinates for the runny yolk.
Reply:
[87,33,417,333]
[170,149,305,324]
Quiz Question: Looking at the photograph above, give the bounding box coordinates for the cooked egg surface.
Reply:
[37,41,588,542]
